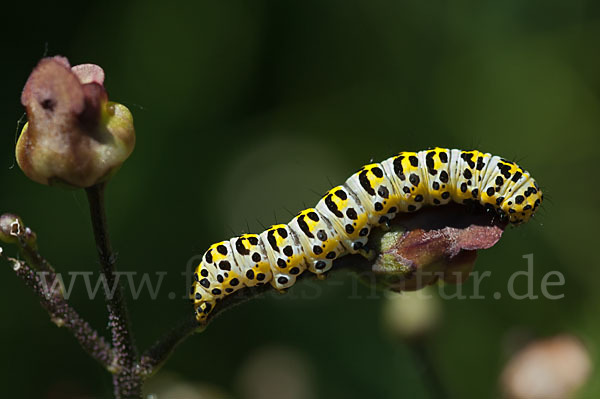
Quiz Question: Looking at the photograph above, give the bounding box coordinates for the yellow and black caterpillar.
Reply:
[190,148,542,322]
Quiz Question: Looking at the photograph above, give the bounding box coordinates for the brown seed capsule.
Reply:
[16,56,135,188]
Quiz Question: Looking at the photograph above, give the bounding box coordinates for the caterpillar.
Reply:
[190,148,543,322]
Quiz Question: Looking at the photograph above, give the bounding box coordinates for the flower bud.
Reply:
[16,56,135,188]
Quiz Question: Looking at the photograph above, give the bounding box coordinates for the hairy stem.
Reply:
[86,183,140,398]
[19,241,55,275]
[0,254,116,368]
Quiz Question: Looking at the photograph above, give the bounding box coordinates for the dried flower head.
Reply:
[16,56,135,188]
[370,203,505,291]
[0,213,36,247]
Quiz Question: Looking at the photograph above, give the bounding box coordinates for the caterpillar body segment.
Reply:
[259,224,307,291]
[345,162,400,226]
[228,234,272,288]
[192,148,543,322]
[315,185,372,254]
[288,209,345,275]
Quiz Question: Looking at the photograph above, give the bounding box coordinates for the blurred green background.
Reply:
[1,1,599,398]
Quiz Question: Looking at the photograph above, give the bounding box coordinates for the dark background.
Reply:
[1,1,599,398]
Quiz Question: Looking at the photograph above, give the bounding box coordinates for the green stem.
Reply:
[138,313,199,377]
[408,337,448,399]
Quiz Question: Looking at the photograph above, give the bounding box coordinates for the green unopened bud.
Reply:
[16,56,135,188]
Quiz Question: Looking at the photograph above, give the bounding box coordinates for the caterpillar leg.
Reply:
[358,246,376,261]
[308,259,333,274]
[306,258,334,280]
[378,217,391,231]
[271,272,298,291]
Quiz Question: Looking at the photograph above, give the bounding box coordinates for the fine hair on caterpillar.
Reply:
[190,148,543,322]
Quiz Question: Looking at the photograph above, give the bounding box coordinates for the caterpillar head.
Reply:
[502,175,543,224]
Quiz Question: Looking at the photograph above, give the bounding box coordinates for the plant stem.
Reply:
[408,337,448,399]
[0,255,116,368]
[138,254,372,377]
[138,313,199,376]
[85,183,140,398]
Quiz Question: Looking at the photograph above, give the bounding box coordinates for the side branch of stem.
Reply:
[0,254,115,369]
